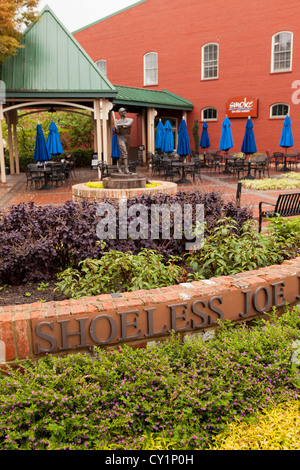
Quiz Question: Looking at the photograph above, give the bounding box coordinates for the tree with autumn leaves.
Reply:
[0,0,39,64]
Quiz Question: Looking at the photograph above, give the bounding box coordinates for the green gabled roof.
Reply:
[113,85,194,110]
[0,5,116,99]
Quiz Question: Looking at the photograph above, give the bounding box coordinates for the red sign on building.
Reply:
[226,96,258,118]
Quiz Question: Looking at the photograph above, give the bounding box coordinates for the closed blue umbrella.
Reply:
[219,116,234,152]
[200,121,210,150]
[111,127,120,159]
[162,120,174,153]
[177,118,191,156]
[155,120,164,150]
[34,124,51,163]
[279,115,294,171]
[47,121,63,156]
[241,117,257,154]
[280,115,294,149]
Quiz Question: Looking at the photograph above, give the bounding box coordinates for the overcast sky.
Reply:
[37,0,139,32]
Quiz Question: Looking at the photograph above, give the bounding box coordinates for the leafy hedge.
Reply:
[19,148,94,170]
[0,306,300,450]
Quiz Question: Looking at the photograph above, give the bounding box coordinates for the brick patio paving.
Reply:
[0,165,299,225]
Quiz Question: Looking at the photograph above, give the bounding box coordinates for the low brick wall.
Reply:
[72,180,177,202]
[1,257,300,365]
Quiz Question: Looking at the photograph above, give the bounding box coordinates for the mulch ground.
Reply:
[0,280,67,306]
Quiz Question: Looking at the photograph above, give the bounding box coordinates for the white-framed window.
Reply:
[271,32,293,73]
[202,107,217,121]
[202,43,218,80]
[144,52,158,86]
[95,60,107,76]
[270,103,289,118]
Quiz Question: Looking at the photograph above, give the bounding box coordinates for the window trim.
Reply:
[144,52,158,86]
[95,59,107,76]
[271,31,293,73]
[201,43,219,80]
[201,107,218,121]
[270,102,290,118]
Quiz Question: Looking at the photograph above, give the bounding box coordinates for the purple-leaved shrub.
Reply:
[0,191,253,284]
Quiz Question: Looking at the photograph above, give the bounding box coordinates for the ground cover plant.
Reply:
[86,181,162,189]
[242,172,300,190]
[0,306,300,450]
[211,400,300,450]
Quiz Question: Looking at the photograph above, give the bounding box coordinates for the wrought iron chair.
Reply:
[25,165,44,189]
[272,152,284,171]
[250,154,268,179]
[287,150,300,170]
[231,159,247,179]
[48,163,65,187]
[185,157,202,183]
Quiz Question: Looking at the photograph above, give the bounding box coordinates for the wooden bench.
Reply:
[258,193,300,232]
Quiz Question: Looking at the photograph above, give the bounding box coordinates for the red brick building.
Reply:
[74,0,300,155]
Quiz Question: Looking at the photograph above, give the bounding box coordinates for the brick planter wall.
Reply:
[72,181,178,202]
[1,257,300,365]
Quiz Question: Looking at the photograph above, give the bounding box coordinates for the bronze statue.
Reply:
[113,108,134,174]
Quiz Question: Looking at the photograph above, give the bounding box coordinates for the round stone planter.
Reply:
[72,180,178,202]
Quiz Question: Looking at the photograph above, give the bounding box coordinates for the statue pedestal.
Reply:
[103,173,146,189]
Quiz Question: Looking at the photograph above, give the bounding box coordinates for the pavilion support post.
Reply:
[94,99,103,180]
[12,110,19,173]
[6,113,15,175]
[101,99,113,166]
[142,109,146,164]
[93,117,97,153]
[0,104,6,183]
[107,112,112,164]
[147,108,157,155]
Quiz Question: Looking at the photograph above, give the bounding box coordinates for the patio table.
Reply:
[281,154,292,172]
[172,161,196,184]
[30,166,53,190]
[243,156,264,180]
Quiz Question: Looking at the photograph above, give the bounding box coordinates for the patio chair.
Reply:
[128,160,138,173]
[48,163,65,187]
[163,160,180,181]
[151,156,164,176]
[65,156,76,179]
[207,150,223,173]
[25,165,44,189]
[185,157,202,183]
[287,150,300,170]
[272,152,284,171]
[231,159,247,179]
[146,152,154,170]
[251,154,268,179]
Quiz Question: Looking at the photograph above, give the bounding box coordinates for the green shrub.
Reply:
[67,148,94,167]
[52,149,94,167]
[0,306,300,450]
[186,217,287,278]
[266,216,300,257]
[55,248,188,298]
